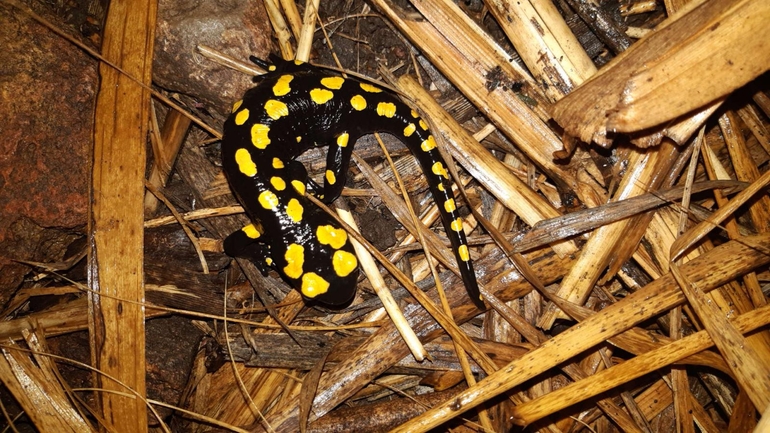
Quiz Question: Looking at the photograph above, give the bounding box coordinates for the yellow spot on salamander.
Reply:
[360,82,382,93]
[450,217,464,232]
[291,180,306,195]
[321,76,345,89]
[294,59,304,65]
[432,161,449,179]
[273,74,293,96]
[419,119,428,130]
[437,182,445,192]
[301,272,330,298]
[242,224,261,239]
[325,170,336,185]
[350,94,367,111]
[234,108,249,125]
[266,257,273,266]
[333,250,358,277]
[265,99,288,120]
[234,148,257,177]
[258,190,279,210]
[270,176,286,191]
[272,158,284,169]
[268,65,276,72]
[283,243,304,279]
[404,123,416,137]
[337,132,349,148]
[411,110,419,118]
[310,88,334,104]
[296,136,302,143]
[232,100,243,113]
[251,124,271,149]
[376,102,396,118]
[421,136,436,152]
[286,198,303,222]
[458,244,470,262]
[316,225,348,249]
[444,198,456,213]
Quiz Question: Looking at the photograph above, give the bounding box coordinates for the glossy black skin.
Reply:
[221,56,482,308]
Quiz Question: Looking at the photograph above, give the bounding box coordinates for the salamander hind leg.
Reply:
[271,210,360,307]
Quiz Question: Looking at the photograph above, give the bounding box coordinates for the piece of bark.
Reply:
[306,387,466,433]
[552,0,770,147]
[607,0,770,133]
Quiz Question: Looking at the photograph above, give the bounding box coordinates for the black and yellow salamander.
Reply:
[221,56,482,308]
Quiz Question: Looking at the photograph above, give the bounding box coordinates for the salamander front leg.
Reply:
[223,223,274,276]
[283,159,329,202]
[321,131,355,203]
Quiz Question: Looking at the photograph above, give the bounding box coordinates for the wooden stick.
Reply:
[335,206,427,362]
[671,264,770,411]
[537,142,679,328]
[511,294,770,424]
[143,108,191,215]
[483,0,594,100]
[264,0,295,58]
[389,234,770,432]
[671,169,770,261]
[295,0,320,62]
[89,0,156,431]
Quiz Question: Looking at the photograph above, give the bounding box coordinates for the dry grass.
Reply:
[2,0,770,431]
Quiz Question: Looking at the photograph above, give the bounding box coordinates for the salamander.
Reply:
[221,55,482,308]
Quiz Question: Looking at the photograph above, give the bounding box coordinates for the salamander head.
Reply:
[250,54,314,82]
